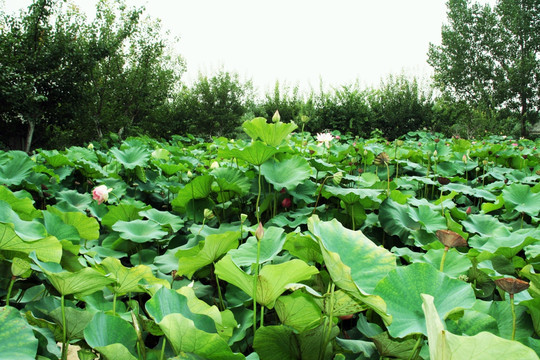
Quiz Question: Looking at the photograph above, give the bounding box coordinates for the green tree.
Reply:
[428,0,540,137]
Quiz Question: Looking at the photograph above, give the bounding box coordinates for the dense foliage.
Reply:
[0,121,539,359]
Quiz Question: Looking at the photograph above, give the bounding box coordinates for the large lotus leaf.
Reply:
[42,211,80,242]
[309,216,396,295]
[84,312,138,360]
[177,231,240,278]
[218,141,279,166]
[462,213,511,238]
[481,299,535,341]
[211,167,252,196]
[283,231,323,264]
[445,308,499,336]
[229,227,285,266]
[521,298,540,337]
[321,185,383,205]
[55,189,92,213]
[101,204,143,228]
[158,313,244,360]
[502,183,540,217]
[469,228,540,258]
[177,286,237,341]
[378,198,421,241]
[47,206,100,241]
[110,147,150,170]
[0,224,62,263]
[156,161,186,176]
[0,151,35,186]
[215,255,318,309]
[274,291,322,332]
[96,257,170,295]
[441,183,497,202]
[242,116,297,147]
[49,306,96,341]
[171,175,214,210]
[370,331,417,359]
[335,338,377,358]
[373,263,476,338]
[408,205,447,233]
[0,201,47,241]
[422,294,538,360]
[139,208,184,232]
[112,219,168,243]
[30,253,114,296]
[0,186,41,220]
[0,306,38,360]
[423,248,471,278]
[260,157,312,191]
[145,287,217,333]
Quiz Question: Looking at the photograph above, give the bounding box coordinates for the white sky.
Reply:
[3,0,497,95]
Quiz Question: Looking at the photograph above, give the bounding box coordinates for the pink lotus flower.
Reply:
[282,198,292,208]
[316,133,333,148]
[92,185,112,205]
[511,143,518,147]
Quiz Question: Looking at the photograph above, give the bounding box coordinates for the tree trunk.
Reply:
[520,93,527,138]
[24,119,35,154]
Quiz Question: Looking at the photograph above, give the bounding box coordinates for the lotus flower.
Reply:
[316,133,333,148]
[92,185,112,205]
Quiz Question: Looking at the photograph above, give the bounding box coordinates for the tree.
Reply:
[428,0,540,137]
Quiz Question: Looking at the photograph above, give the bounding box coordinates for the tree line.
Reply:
[1,0,539,152]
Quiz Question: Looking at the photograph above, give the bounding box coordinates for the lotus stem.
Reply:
[253,235,261,333]
[312,176,332,215]
[351,205,355,231]
[160,338,166,360]
[319,283,336,360]
[260,305,264,328]
[440,246,449,272]
[5,276,15,306]
[61,294,68,360]
[385,162,390,196]
[510,294,516,340]
[214,263,225,311]
[256,166,262,223]
[408,334,423,360]
[113,292,117,316]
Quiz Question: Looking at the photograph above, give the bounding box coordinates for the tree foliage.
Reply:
[428,0,540,136]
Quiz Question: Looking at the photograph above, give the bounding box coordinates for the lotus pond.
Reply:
[1,118,540,359]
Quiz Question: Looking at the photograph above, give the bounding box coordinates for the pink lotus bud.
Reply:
[466,206,471,215]
[282,198,292,208]
[92,185,112,205]
[256,222,264,241]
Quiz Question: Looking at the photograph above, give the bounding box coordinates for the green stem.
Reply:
[385,162,390,196]
[214,264,225,311]
[312,176,331,215]
[160,338,166,360]
[61,294,68,360]
[113,292,117,316]
[511,294,516,340]
[440,247,449,272]
[260,304,264,328]
[407,334,423,360]
[320,283,336,360]
[351,204,356,231]
[253,236,261,334]
[256,166,262,223]
[5,276,15,306]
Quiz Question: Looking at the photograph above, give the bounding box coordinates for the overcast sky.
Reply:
[4,0,496,94]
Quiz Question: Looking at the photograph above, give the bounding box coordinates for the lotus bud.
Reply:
[332,171,343,185]
[187,170,193,178]
[255,222,264,241]
[466,206,471,215]
[92,185,112,205]
[300,115,310,123]
[281,198,292,208]
[475,167,480,172]
[87,143,94,150]
[397,140,404,146]
[518,146,524,151]
[433,150,438,157]
[240,213,248,224]
[210,161,219,169]
[462,154,468,164]
[272,110,281,123]
[203,208,215,220]
[363,149,368,156]
[482,160,488,165]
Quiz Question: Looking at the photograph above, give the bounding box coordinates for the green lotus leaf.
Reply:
[242,116,297,147]
[49,306,96,341]
[321,185,383,204]
[283,231,323,264]
[0,186,41,220]
[42,211,80,242]
[110,146,150,170]
[112,219,168,243]
[139,208,184,232]
[462,213,511,238]
[0,306,38,360]
[335,338,377,358]
[11,257,31,277]
[177,286,237,341]
[30,253,114,296]
[215,255,318,309]
[55,189,92,213]
[229,227,285,266]
[0,224,62,263]
[309,216,396,295]
[445,308,499,336]
[145,287,217,333]
[378,198,421,241]
[47,206,100,241]
[101,204,143,228]
[373,263,476,338]
[274,291,322,332]
[171,175,214,210]
[423,248,471,278]
[96,257,170,295]
[502,183,540,217]
[211,166,252,196]
[422,294,538,360]
[0,151,35,186]
[39,150,73,168]
[442,183,497,202]
[84,312,138,360]
[177,231,240,278]
[469,228,540,258]
[158,313,244,360]
[408,205,447,233]
[156,162,185,176]
[521,298,540,337]
[218,141,279,166]
[0,201,47,241]
[370,331,417,359]
[260,156,312,191]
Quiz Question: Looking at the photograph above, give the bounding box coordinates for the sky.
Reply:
[3,0,496,95]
